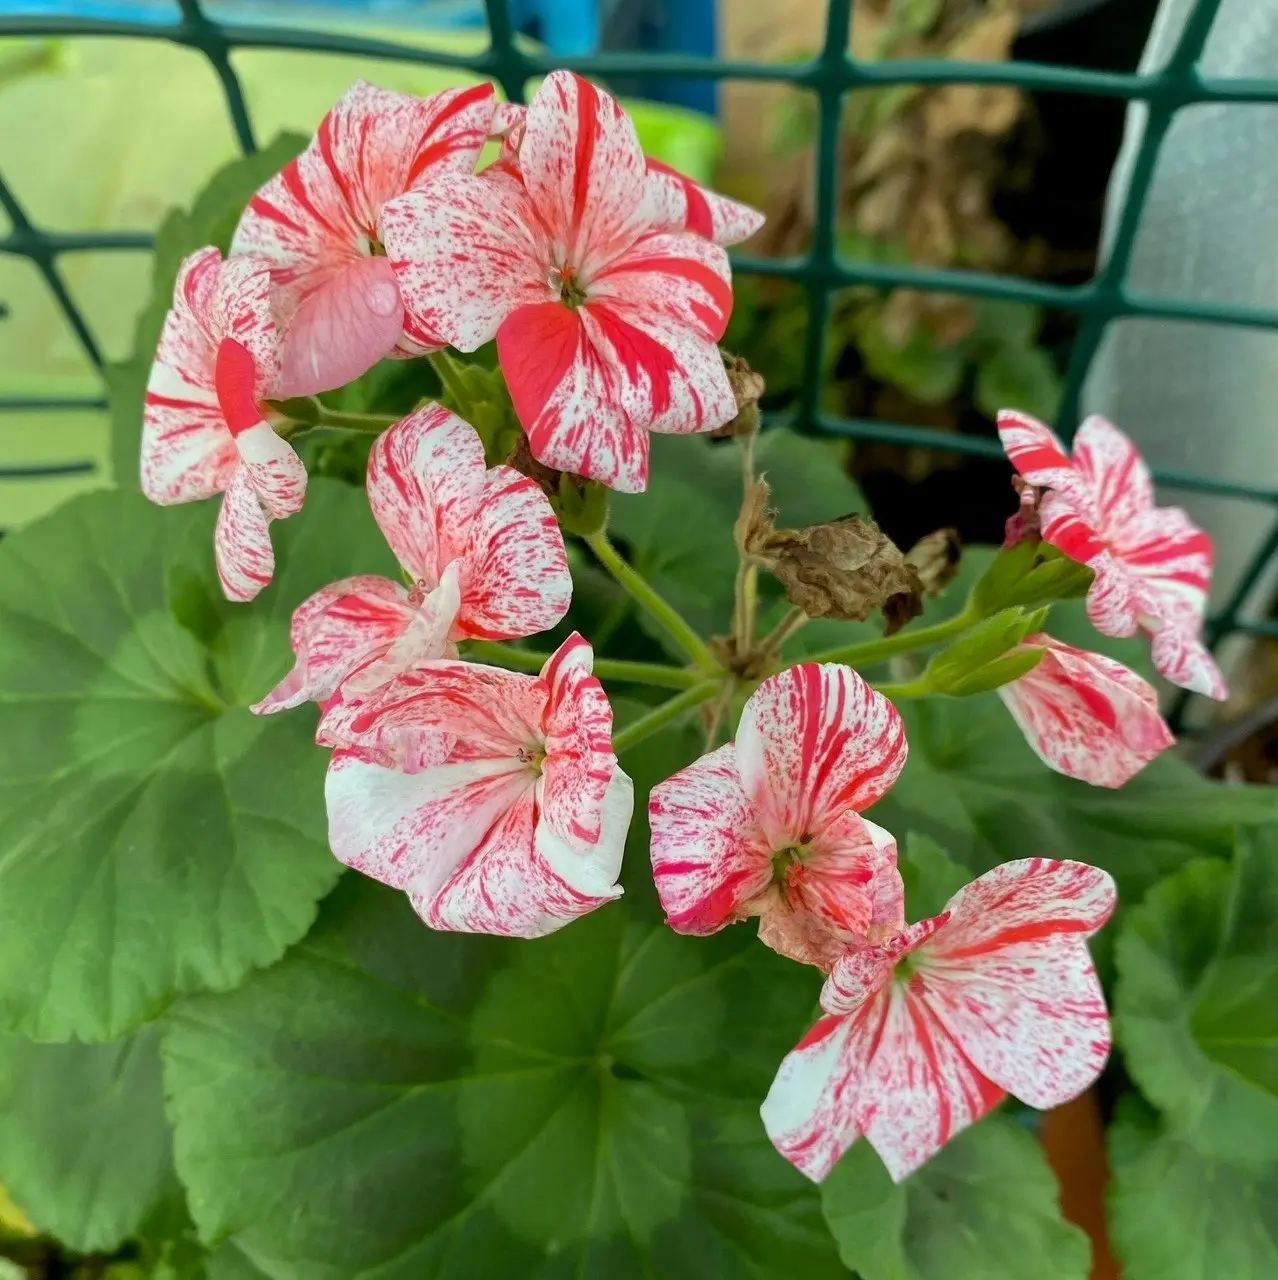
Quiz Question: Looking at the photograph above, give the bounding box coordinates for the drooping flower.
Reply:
[253,403,571,745]
[142,245,306,602]
[998,634,1173,788]
[233,80,496,397]
[485,100,764,246]
[325,633,631,937]
[649,663,908,971]
[761,857,1116,1183]
[381,70,740,493]
[998,410,1225,699]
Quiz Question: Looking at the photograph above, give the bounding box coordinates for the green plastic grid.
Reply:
[0,0,1270,722]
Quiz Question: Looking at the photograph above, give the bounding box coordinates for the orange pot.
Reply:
[1039,1090,1118,1280]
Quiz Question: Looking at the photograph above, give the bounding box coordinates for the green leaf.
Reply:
[1113,827,1278,1163]
[0,1026,171,1251]
[855,318,965,405]
[163,878,845,1279]
[1107,1096,1278,1280]
[899,832,969,920]
[108,133,307,490]
[609,432,866,655]
[821,1114,1089,1280]
[868,698,1278,973]
[0,480,396,1040]
[974,345,1061,425]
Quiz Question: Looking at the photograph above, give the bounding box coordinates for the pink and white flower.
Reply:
[325,633,631,937]
[233,80,496,397]
[649,663,908,971]
[998,410,1225,699]
[381,70,740,493]
[485,101,764,246]
[253,402,571,744]
[998,634,1173,788]
[761,857,1116,1183]
[141,245,306,602]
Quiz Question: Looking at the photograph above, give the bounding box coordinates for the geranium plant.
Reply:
[1,72,1276,1280]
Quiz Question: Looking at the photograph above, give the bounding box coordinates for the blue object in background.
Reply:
[509,0,598,55]
[600,0,717,116]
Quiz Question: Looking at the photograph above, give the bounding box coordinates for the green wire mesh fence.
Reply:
[1,0,1276,728]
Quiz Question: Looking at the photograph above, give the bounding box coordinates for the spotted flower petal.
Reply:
[998,634,1174,788]
[233,80,497,390]
[761,859,1115,1183]
[325,635,630,938]
[642,157,765,246]
[650,664,906,969]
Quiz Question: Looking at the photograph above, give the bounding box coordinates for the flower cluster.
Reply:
[138,67,1227,1185]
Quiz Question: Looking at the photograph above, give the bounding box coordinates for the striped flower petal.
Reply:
[642,157,765,246]
[233,80,496,387]
[325,634,629,938]
[762,859,1115,1183]
[214,467,275,603]
[997,634,1174,788]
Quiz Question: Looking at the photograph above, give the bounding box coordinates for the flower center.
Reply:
[552,264,587,309]
[516,745,546,771]
[367,235,387,257]
[771,834,814,885]
[406,577,432,607]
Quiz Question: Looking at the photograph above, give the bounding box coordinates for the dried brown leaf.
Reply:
[905,528,963,595]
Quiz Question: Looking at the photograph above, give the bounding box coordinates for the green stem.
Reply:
[584,531,718,671]
[805,602,978,668]
[465,641,703,690]
[612,680,722,754]
[732,432,760,654]
[428,350,472,406]
[312,406,397,433]
[872,677,931,700]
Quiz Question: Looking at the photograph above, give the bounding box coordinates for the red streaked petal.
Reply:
[498,302,652,493]
[853,984,1005,1182]
[1150,624,1228,700]
[996,408,1077,494]
[648,742,772,935]
[642,157,766,246]
[251,576,412,714]
[819,917,947,1015]
[234,421,307,521]
[997,634,1174,788]
[455,465,571,641]
[415,767,630,937]
[275,256,406,397]
[735,663,908,850]
[325,748,528,894]
[209,254,279,397]
[760,992,888,1183]
[589,230,733,345]
[382,171,550,353]
[539,634,617,846]
[520,70,648,270]
[1115,503,1215,626]
[1070,414,1154,538]
[365,403,488,584]
[214,467,274,602]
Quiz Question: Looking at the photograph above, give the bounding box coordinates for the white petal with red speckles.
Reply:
[520,70,648,272]
[642,157,766,246]
[1070,415,1154,536]
[498,302,652,493]
[234,421,307,520]
[460,466,572,640]
[1149,624,1228,700]
[922,858,1116,1109]
[233,80,495,349]
[209,255,280,394]
[326,749,528,893]
[736,664,907,850]
[649,742,771,935]
[997,409,1091,511]
[854,984,1006,1182]
[416,766,630,937]
[998,635,1174,788]
[366,404,487,584]
[383,171,551,353]
[214,467,274,602]
[539,634,617,846]
[253,575,412,714]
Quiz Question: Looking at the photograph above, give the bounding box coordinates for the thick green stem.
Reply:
[732,432,760,654]
[612,680,722,754]
[758,605,808,656]
[584,531,718,671]
[465,641,703,690]
[428,350,472,406]
[804,602,978,668]
[872,677,932,700]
